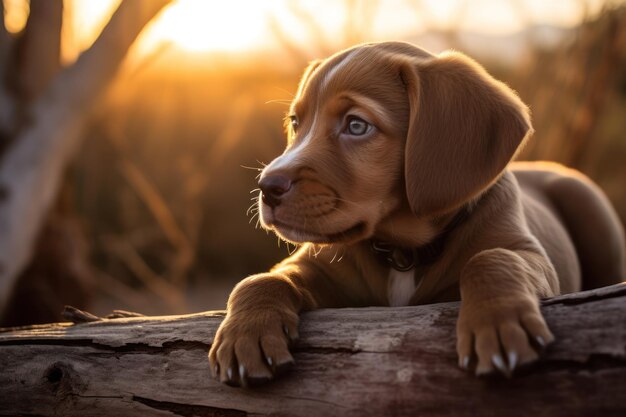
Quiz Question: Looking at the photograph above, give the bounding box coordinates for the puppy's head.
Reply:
[258,42,532,245]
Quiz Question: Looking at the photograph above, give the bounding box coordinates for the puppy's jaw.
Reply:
[258,192,378,245]
[266,217,367,245]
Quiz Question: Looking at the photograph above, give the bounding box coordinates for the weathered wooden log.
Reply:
[0,283,625,417]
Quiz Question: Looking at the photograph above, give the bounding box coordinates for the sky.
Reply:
[2,0,617,64]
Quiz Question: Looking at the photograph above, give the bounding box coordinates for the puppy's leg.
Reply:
[456,248,557,376]
[208,271,312,387]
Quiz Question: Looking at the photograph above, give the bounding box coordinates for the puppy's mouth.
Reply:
[271,220,366,244]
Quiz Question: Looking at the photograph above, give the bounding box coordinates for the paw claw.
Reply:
[459,356,470,370]
[458,294,554,380]
[491,354,508,375]
[508,351,518,372]
[536,336,545,348]
[209,309,299,387]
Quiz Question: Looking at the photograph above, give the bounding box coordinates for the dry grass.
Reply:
[69,5,626,314]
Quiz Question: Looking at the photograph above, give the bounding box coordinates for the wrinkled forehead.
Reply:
[292,43,433,114]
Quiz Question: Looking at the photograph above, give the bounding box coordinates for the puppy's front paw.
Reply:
[456,297,554,377]
[208,307,299,387]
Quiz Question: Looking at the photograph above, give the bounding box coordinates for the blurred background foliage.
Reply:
[3,0,625,318]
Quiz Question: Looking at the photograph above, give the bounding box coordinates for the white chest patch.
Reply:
[387,268,417,307]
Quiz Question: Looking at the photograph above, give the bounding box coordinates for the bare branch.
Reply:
[0,0,172,316]
[13,0,63,103]
[0,0,15,138]
[0,1,9,53]
[0,0,10,68]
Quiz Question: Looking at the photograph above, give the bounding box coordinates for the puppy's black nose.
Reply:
[259,175,292,208]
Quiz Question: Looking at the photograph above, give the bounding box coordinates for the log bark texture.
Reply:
[0,283,625,417]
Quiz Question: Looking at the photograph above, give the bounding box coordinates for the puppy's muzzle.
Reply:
[259,174,292,208]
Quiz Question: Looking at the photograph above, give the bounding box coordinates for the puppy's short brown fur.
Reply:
[209,42,625,385]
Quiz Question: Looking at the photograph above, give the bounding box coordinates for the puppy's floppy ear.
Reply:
[401,51,532,216]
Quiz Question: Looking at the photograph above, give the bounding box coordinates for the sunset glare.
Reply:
[2,0,618,64]
[140,0,271,53]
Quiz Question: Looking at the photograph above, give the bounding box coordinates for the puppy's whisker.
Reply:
[327,204,355,222]
[265,99,292,106]
[270,87,295,98]
[333,196,363,210]
[330,245,346,264]
[241,165,263,172]
[330,245,345,264]
[330,247,338,263]
[246,202,259,213]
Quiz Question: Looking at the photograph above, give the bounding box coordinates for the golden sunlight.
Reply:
[3,0,276,62]
[139,0,273,53]
[3,0,613,64]
[3,0,29,33]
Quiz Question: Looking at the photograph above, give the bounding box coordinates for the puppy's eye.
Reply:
[345,116,372,136]
[289,115,299,131]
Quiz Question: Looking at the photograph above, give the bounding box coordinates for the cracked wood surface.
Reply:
[0,283,625,417]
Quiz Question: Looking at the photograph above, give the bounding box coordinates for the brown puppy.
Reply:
[209,41,625,385]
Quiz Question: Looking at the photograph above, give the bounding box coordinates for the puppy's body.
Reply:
[266,164,624,308]
[209,42,625,385]
[513,162,625,291]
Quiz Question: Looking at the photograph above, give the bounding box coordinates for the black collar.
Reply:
[370,205,471,271]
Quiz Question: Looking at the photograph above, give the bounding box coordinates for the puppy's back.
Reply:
[512,161,626,290]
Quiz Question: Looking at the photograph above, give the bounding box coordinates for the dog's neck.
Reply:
[374,204,453,248]
[372,204,471,269]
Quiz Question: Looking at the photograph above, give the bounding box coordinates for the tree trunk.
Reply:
[0,0,171,316]
[0,283,624,417]
[13,0,63,106]
[0,0,15,139]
